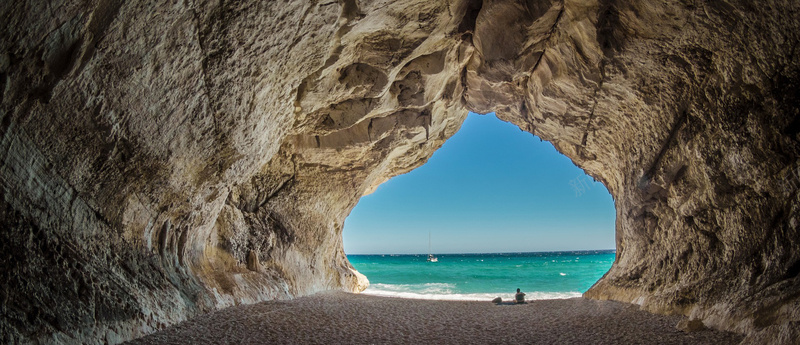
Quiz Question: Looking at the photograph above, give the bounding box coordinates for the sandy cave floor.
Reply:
[124,292,743,344]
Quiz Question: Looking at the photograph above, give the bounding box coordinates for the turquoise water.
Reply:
[347,250,615,301]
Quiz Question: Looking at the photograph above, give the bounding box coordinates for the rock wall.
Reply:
[1,0,798,343]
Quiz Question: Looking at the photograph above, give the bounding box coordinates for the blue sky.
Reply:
[343,112,616,254]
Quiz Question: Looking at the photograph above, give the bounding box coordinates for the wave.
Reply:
[362,283,581,301]
[368,283,456,294]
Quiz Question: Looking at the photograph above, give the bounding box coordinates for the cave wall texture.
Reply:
[1,0,799,343]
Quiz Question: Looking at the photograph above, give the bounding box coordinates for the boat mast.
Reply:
[427,231,438,262]
[428,231,431,255]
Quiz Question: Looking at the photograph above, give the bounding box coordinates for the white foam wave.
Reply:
[368,283,456,295]
[362,284,581,301]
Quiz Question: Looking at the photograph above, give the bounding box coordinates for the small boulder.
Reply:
[492,297,502,304]
[676,318,707,332]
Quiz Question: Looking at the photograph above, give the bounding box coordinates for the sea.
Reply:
[347,250,615,301]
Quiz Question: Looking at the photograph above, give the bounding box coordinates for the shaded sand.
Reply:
[125,292,743,344]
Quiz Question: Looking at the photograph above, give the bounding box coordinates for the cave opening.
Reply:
[343,112,616,300]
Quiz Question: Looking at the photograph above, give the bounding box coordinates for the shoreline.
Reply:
[360,286,583,301]
[126,291,743,344]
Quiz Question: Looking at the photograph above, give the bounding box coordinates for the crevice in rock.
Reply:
[520,0,565,64]
[192,2,230,178]
[596,0,625,58]
[259,175,296,212]
[641,110,690,188]
[580,62,607,153]
[455,0,483,35]
[784,260,800,280]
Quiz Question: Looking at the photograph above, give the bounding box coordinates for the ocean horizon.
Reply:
[348,249,616,302]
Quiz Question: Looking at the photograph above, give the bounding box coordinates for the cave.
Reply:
[1,0,798,343]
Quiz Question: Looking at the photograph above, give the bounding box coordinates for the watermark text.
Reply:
[570,175,594,197]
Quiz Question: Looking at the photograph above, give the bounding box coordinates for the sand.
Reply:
[125,292,743,344]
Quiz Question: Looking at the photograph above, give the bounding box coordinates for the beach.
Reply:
[125,292,743,344]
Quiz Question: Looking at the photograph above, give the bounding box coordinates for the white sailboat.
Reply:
[427,231,438,262]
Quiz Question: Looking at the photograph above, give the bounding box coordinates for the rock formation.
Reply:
[1,0,798,343]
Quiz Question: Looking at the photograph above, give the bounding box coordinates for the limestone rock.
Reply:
[1,0,798,344]
[739,321,800,345]
[676,318,707,332]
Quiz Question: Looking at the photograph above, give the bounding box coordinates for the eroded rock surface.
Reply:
[1,0,798,343]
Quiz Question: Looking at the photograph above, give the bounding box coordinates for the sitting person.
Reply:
[515,288,526,304]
